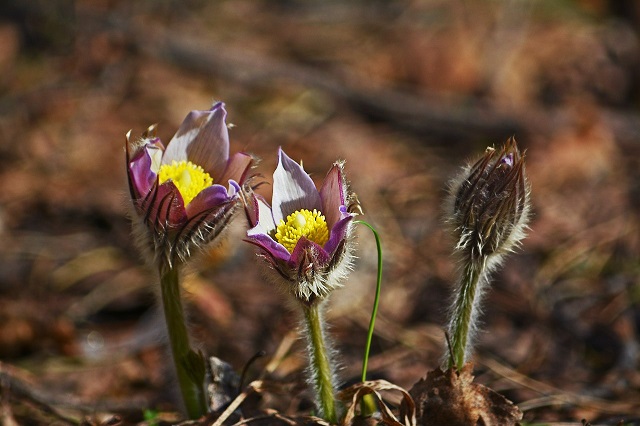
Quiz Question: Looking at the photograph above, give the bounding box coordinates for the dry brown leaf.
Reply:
[409,364,522,426]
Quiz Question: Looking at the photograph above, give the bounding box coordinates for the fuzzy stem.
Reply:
[447,258,485,370]
[160,266,208,419]
[303,303,337,423]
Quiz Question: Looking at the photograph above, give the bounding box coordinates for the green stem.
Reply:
[354,220,382,383]
[303,303,337,424]
[354,220,382,417]
[160,266,208,419]
[448,260,483,370]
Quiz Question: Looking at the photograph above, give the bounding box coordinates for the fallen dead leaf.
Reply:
[408,363,522,426]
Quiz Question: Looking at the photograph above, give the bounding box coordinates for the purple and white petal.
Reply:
[219,152,253,185]
[146,138,164,173]
[319,164,346,229]
[161,111,206,164]
[163,103,230,181]
[247,196,277,236]
[129,144,159,199]
[245,234,292,264]
[246,196,292,262]
[227,180,241,198]
[185,183,236,217]
[272,148,322,224]
[185,103,230,181]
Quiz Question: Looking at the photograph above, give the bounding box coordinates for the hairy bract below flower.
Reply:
[245,148,356,304]
[126,102,253,270]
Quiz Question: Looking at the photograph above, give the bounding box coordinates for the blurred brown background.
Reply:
[0,0,639,424]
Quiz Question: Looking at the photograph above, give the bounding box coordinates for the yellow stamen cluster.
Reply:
[275,209,329,253]
[158,160,213,206]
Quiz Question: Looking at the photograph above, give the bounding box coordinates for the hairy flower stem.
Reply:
[160,266,208,419]
[303,303,337,423]
[447,259,485,370]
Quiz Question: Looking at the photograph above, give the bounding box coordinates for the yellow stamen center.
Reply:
[158,160,213,205]
[275,209,329,253]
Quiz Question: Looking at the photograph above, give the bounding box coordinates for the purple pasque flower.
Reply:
[246,148,357,304]
[126,102,253,270]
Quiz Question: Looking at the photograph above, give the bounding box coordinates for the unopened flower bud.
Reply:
[444,137,531,369]
[446,137,530,263]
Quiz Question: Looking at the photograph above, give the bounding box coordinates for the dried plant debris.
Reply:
[409,364,522,426]
[339,380,416,426]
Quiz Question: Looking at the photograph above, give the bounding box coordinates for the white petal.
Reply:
[272,148,321,224]
[247,197,277,236]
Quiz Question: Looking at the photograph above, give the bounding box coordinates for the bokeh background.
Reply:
[1,1,639,424]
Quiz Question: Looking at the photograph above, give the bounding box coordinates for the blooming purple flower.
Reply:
[126,102,253,269]
[245,149,357,304]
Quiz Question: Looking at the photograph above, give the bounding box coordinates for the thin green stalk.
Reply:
[354,220,383,417]
[160,266,208,419]
[303,304,337,424]
[354,220,382,383]
[448,260,483,370]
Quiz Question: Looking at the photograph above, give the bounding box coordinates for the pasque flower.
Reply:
[125,102,253,419]
[245,149,358,423]
[444,137,530,370]
[245,148,356,304]
[126,101,253,270]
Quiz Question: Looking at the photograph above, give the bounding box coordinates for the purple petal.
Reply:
[272,148,322,224]
[163,102,230,181]
[128,143,162,199]
[228,180,241,197]
[289,237,330,268]
[324,206,354,256]
[245,233,292,264]
[219,152,253,185]
[185,183,237,217]
[319,164,346,229]
[244,192,260,228]
[244,193,264,228]
[142,181,188,230]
